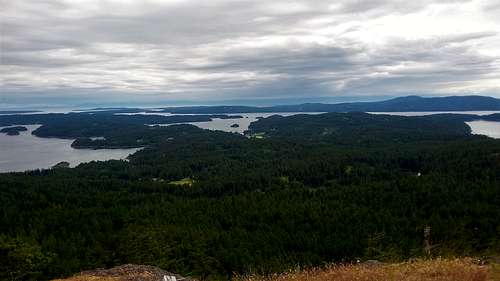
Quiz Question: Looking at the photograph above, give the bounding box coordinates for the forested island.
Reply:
[0,126,28,135]
[0,112,499,280]
[0,112,242,149]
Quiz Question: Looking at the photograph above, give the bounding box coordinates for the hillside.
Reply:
[246,112,473,144]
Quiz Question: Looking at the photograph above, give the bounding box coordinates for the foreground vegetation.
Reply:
[1,113,499,280]
[49,258,500,281]
[238,258,499,281]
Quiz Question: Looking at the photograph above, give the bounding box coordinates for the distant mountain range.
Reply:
[157,95,500,114]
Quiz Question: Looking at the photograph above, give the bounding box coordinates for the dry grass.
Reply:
[238,258,496,281]
[50,259,499,281]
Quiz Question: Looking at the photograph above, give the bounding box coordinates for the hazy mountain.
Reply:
[158,95,500,114]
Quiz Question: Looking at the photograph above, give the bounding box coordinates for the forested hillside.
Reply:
[247,112,473,144]
[1,113,499,280]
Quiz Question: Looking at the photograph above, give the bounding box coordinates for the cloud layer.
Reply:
[1,0,500,106]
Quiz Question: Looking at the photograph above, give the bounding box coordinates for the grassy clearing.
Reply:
[238,258,496,281]
[168,177,194,186]
[53,271,174,281]
[248,132,266,139]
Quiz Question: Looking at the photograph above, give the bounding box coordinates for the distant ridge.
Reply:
[335,95,500,112]
[157,95,500,114]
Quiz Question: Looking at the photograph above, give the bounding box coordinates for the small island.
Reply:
[230,123,240,128]
[0,110,40,114]
[0,126,28,136]
[52,161,70,169]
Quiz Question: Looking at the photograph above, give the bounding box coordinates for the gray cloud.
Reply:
[1,0,499,106]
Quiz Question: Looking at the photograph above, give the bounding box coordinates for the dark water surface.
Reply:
[0,125,140,173]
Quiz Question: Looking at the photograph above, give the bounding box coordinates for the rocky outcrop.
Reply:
[52,264,195,281]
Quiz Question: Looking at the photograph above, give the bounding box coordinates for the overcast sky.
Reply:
[1,0,500,107]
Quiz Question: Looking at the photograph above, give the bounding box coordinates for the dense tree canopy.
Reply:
[0,113,499,280]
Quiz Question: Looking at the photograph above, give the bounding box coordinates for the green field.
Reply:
[168,178,194,186]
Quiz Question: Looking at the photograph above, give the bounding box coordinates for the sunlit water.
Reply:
[0,125,141,173]
[150,112,325,133]
[465,121,500,139]
[368,111,500,139]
